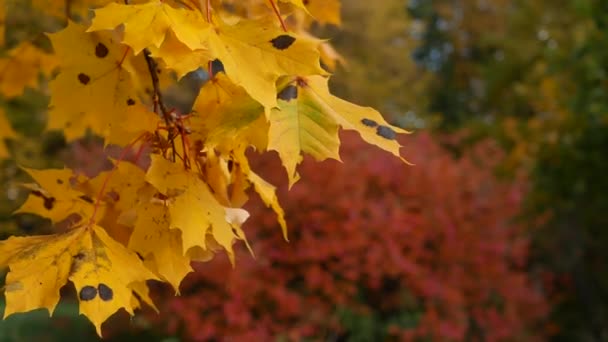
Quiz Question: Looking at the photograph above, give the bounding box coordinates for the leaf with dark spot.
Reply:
[95,43,109,58]
[361,118,378,127]
[79,195,94,204]
[98,283,113,301]
[278,85,298,101]
[79,286,97,301]
[126,98,135,106]
[78,73,90,85]
[376,125,396,140]
[270,35,296,50]
[56,179,64,184]
[210,59,225,75]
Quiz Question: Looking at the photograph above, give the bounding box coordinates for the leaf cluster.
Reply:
[0,0,409,334]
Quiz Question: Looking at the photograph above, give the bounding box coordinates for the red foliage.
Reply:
[155,132,548,341]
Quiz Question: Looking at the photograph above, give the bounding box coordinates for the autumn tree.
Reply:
[0,0,409,335]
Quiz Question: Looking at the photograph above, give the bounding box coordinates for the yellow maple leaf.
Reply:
[299,75,411,162]
[0,225,157,336]
[233,147,288,240]
[305,0,341,25]
[148,33,212,79]
[268,81,341,187]
[15,167,97,224]
[0,108,18,158]
[88,0,205,54]
[202,16,326,109]
[145,155,249,263]
[47,22,145,141]
[191,73,268,153]
[129,203,192,292]
[0,42,58,98]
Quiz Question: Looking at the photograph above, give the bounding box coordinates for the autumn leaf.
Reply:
[88,1,205,54]
[47,22,146,141]
[233,147,288,240]
[202,16,326,110]
[15,167,97,224]
[191,73,268,153]
[298,76,411,162]
[268,81,341,186]
[148,33,212,78]
[0,42,57,98]
[129,203,192,292]
[0,225,157,336]
[145,155,249,263]
[305,0,341,25]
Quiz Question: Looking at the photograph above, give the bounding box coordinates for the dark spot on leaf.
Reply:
[227,160,234,173]
[78,73,90,85]
[376,125,397,140]
[98,283,113,301]
[270,35,296,50]
[211,59,225,75]
[126,98,136,106]
[43,197,55,210]
[74,252,85,260]
[278,85,298,101]
[56,179,64,185]
[30,190,55,210]
[303,0,309,4]
[95,43,109,58]
[79,286,97,301]
[361,118,378,127]
[79,195,94,204]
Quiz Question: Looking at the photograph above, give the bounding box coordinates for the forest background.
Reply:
[0,0,607,341]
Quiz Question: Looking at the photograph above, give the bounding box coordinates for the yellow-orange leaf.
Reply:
[15,168,96,224]
[0,42,57,98]
[202,17,325,110]
[129,203,192,292]
[0,225,157,336]
[88,1,205,54]
[47,22,144,141]
[145,155,249,263]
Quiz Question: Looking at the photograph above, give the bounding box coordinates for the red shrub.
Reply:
[156,132,548,341]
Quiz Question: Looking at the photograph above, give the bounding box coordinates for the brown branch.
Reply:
[143,49,177,162]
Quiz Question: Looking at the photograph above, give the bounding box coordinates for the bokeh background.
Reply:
[1,0,607,341]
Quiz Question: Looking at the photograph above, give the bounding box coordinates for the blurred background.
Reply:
[1,0,608,341]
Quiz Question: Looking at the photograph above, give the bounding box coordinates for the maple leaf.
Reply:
[88,1,205,54]
[145,155,249,263]
[15,167,97,224]
[202,16,326,110]
[0,108,17,158]
[148,33,212,78]
[233,147,288,240]
[191,73,268,153]
[47,22,147,141]
[0,42,58,98]
[268,82,341,186]
[0,225,157,336]
[298,75,411,161]
[305,0,341,25]
[129,203,192,292]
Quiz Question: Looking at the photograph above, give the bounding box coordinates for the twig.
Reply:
[143,49,177,162]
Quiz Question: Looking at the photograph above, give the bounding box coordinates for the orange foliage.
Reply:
[155,132,548,341]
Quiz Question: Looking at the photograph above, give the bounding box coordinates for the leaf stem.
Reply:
[268,0,288,32]
[143,49,176,162]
